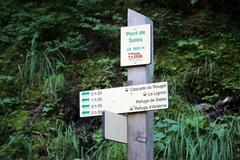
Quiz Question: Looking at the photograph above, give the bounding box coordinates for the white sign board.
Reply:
[103,111,127,143]
[120,24,151,66]
[80,82,168,117]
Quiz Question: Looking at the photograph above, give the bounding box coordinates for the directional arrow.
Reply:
[81,98,89,102]
[81,104,90,108]
[82,111,90,115]
[81,92,90,96]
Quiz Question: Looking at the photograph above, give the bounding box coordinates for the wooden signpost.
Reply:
[126,9,154,160]
[79,9,166,160]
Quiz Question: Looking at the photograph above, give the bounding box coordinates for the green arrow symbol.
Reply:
[82,92,90,96]
[81,104,90,108]
[82,98,89,102]
[82,111,90,115]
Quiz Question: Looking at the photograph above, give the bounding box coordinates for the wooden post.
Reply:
[127,9,154,160]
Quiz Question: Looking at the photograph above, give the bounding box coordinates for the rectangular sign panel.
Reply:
[80,82,168,117]
[103,111,127,143]
[120,24,151,66]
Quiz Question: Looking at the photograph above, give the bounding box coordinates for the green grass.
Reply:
[154,113,240,160]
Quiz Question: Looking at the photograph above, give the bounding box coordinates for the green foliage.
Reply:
[154,94,240,159]
[55,31,88,54]
[0,98,21,115]
[86,140,127,160]
[0,133,33,160]
[152,8,184,45]
[43,74,65,97]
[49,124,81,160]
[0,75,13,81]
[0,98,20,107]
[9,110,31,132]
[154,114,240,160]
[202,93,219,103]
[22,32,65,92]
[177,38,200,47]
[191,0,198,5]
[76,56,125,90]
[155,24,240,102]
[42,98,61,114]
[92,129,104,143]
[0,117,11,145]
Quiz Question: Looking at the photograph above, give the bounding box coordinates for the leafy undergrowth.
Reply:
[155,96,240,160]
[0,0,240,159]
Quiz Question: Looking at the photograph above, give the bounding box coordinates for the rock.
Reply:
[195,103,215,112]
[215,93,240,113]
[195,93,240,120]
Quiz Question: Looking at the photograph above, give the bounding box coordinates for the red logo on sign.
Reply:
[128,52,143,60]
